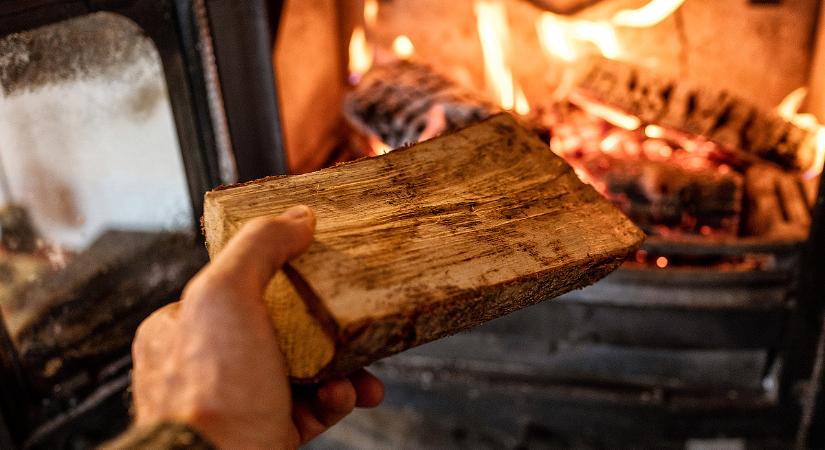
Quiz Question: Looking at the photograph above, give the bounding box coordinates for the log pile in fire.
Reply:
[343,58,819,243]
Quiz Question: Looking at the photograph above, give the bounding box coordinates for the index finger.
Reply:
[192,205,316,299]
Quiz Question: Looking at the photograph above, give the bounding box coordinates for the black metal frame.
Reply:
[0,0,286,447]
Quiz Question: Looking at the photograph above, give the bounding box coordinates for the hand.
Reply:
[130,205,384,449]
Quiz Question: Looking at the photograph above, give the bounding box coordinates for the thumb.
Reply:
[206,205,316,293]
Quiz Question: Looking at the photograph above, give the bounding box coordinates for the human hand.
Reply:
[130,205,384,449]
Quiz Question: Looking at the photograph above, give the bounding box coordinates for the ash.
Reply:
[0,12,159,96]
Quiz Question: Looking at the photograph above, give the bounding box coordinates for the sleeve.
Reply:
[99,421,215,450]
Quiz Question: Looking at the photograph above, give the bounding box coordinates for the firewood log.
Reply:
[578,59,817,171]
[583,155,743,236]
[203,114,644,382]
[344,60,497,149]
[743,163,811,239]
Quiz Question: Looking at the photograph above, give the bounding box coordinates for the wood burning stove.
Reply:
[1,0,825,448]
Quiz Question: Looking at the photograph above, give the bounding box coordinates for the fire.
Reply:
[655,256,668,268]
[536,0,686,63]
[392,35,415,59]
[536,13,577,62]
[776,87,825,178]
[474,0,530,115]
[348,26,373,84]
[612,0,686,28]
[536,13,621,61]
[364,0,379,28]
[644,124,666,139]
[569,91,640,130]
[368,133,391,155]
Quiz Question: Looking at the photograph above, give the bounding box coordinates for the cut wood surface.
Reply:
[203,114,643,382]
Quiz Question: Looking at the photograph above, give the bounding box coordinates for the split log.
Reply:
[203,114,643,382]
[577,60,817,171]
[344,60,497,149]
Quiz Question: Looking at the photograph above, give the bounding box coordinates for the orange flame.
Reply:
[536,13,577,62]
[535,12,620,61]
[474,0,530,115]
[612,0,686,28]
[364,0,379,27]
[536,0,686,63]
[776,87,825,178]
[570,91,641,130]
[368,133,391,155]
[392,35,415,59]
[348,26,373,84]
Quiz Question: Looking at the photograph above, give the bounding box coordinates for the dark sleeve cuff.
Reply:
[100,421,215,450]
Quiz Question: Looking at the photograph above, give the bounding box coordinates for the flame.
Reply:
[368,133,391,155]
[474,0,531,114]
[776,87,825,178]
[536,13,577,62]
[570,91,641,130]
[777,87,808,119]
[612,0,686,28]
[536,13,621,61]
[364,0,379,27]
[392,35,415,59]
[807,128,825,180]
[514,84,530,115]
[571,21,621,60]
[536,0,687,63]
[348,26,373,84]
[475,0,514,109]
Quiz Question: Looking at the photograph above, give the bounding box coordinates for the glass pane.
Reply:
[0,12,205,426]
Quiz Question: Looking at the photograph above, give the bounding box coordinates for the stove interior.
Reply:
[0,0,824,448]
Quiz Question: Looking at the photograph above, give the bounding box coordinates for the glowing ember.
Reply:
[569,91,641,130]
[655,256,668,268]
[348,26,373,84]
[392,35,415,59]
[612,0,686,28]
[644,124,666,139]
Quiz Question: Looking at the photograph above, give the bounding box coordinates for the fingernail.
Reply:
[282,205,310,220]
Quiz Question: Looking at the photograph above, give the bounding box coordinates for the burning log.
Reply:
[586,155,743,237]
[203,114,644,382]
[742,163,811,240]
[344,60,497,149]
[578,60,817,171]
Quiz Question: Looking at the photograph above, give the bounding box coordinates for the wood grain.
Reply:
[203,113,643,382]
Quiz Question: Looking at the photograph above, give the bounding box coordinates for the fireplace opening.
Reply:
[273,0,825,447]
